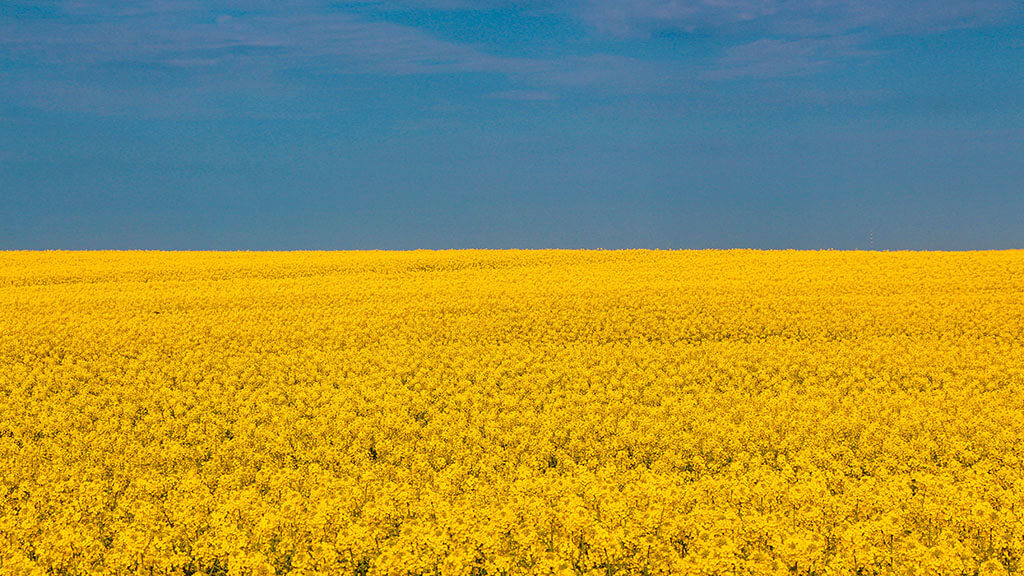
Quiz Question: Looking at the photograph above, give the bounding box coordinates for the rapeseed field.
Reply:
[2,250,1023,576]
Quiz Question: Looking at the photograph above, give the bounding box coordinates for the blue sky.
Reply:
[1,0,1022,249]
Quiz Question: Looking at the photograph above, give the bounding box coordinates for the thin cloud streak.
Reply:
[1,2,672,115]
[489,89,557,101]
[710,35,877,79]
[369,0,1019,37]
[1,0,1020,117]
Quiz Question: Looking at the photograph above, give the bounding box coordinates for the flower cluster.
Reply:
[1,250,1023,575]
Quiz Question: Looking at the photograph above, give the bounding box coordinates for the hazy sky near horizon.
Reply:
[2,1,1022,249]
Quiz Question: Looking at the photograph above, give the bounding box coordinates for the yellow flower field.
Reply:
[2,250,1024,576]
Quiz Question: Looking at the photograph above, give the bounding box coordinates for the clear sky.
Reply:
[1,1,1022,250]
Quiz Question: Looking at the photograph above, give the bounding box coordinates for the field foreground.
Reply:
[2,250,1024,576]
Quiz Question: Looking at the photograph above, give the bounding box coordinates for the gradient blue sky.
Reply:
[2,0,1022,249]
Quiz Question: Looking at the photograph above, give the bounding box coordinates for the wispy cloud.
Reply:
[561,0,1019,79]
[1,7,490,74]
[1,3,497,115]
[0,1,676,115]
[710,35,876,79]
[489,88,561,100]
[488,89,556,101]
[372,0,1019,37]
[372,0,1019,78]
[1,0,1019,116]
[568,0,780,37]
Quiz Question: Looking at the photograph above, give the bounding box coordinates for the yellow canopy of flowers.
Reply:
[1,250,1023,576]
